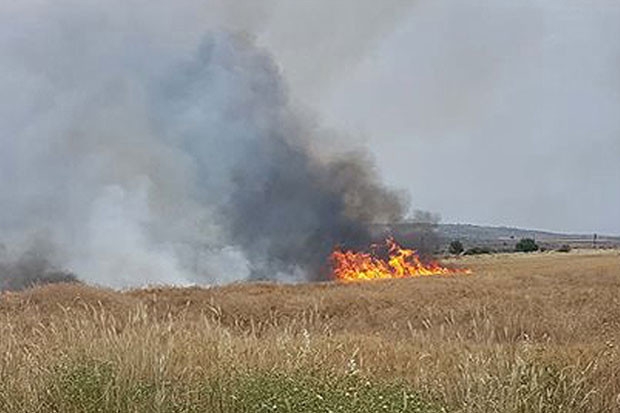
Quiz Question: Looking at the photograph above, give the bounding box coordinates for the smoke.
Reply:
[0,239,78,292]
[0,2,407,288]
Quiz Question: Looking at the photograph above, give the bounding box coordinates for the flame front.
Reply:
[331,238,470,282]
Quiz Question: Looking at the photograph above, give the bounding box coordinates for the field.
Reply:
[1,250,620,412]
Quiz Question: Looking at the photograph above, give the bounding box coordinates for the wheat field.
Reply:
[1,250,619,412]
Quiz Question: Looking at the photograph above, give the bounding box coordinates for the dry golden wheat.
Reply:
[1,250,619,412]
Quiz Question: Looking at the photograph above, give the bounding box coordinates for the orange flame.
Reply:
[331,238,470,282]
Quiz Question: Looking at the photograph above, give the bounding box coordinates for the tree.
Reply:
[449,240,464,255]
[515,238,539,253]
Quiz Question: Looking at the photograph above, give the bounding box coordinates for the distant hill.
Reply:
[374,222,620,252]
[436,223,620,250]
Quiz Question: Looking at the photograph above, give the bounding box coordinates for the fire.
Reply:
[331,238,470,282]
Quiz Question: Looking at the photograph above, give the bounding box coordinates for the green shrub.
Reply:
[515,238,539,253]
[448,240,464,255]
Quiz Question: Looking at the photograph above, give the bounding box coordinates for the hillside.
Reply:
[432,223,620,251]
[438,223,620,245]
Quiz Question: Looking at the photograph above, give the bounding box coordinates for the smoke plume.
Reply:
[0,3,406,288]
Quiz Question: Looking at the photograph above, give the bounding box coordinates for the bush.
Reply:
[557,244,571,253]
[464,246,492,256]
[448,240,464,255]
[515,238,539,253]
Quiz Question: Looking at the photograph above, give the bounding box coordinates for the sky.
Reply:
[2,0,619,242]
[256,0,620,235]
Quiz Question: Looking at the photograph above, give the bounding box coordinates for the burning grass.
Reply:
[1,250,620,412]
[331,237,470,282]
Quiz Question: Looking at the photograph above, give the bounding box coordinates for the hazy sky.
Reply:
[3,0,619,237]
[256,0,620,235]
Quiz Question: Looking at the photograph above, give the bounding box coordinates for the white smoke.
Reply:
[0,4,265,287]
[0,1,407,288]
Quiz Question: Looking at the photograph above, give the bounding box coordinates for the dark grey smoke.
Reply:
[0,13,406,287]
[0,240,78,292]
[227,151,405,281]
[156,34,405,281]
